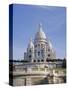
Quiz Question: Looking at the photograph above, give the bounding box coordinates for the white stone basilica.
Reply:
[24,23,56,63]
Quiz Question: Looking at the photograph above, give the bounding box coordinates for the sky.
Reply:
[12,4,66,60]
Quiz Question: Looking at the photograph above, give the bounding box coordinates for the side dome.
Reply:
[35,23,46,40]
[48,40,55,53]
[28,39,34,49]
[48,40,53,50]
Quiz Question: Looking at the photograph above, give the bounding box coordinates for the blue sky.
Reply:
[12,4,66,60]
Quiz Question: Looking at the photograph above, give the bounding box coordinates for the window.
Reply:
[29,49,31,52]
[48,49,50,51]
[38,51,40,56]
[41,44,44,48]
[38,60,40,62]
[48,54,50,57]
[35,45,37,48]
[41,59,44,62]
[29,55,31,59]
[34,60,36,62]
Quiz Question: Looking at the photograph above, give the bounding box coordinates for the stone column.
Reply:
[26,77,32,85]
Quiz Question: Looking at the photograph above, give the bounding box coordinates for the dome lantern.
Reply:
[34,23,46,40]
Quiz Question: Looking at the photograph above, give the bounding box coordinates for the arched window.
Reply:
[29,55,31,59]
[34,60,36,62]
[41,59,44,62]
[38,60,40,62]
[41,44,44,48]
[48,54,50,57]
[29,49,31,53]
[38,51,40,56]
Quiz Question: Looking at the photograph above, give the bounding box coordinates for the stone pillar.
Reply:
[26,77,32,85]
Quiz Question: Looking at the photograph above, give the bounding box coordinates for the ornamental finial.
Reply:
[39,22,43,31]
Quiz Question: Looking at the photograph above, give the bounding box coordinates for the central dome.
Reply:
[35,23,46,40]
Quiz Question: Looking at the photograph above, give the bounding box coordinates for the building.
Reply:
[24,23,56,63]
[11,23,66,86]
